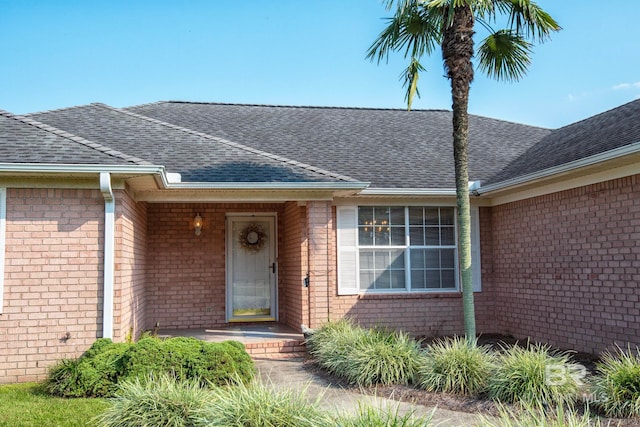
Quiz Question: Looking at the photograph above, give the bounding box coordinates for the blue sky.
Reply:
[1,0,638,128]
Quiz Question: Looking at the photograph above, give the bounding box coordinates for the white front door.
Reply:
[226,215,277,322]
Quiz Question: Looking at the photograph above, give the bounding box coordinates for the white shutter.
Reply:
[470,206,482,292]
[336,206,359,295]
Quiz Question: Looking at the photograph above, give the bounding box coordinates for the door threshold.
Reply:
[229,317,276,323]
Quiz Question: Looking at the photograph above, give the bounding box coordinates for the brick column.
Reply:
[307,201,332,328]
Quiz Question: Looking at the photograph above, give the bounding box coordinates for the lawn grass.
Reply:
[0,383,107,427]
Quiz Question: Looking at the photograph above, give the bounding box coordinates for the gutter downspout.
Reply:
[100,173,114,339]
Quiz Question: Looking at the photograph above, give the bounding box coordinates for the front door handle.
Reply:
[270,262,276,274]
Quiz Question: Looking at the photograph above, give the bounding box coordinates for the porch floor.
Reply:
[158,323,306,359]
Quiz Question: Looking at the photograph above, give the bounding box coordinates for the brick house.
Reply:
[0,99,638,382]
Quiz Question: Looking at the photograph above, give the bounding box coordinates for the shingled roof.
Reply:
[486,98,640,184]
[0,110,149,166]
[29,104,358,184]
[126,102,551,189]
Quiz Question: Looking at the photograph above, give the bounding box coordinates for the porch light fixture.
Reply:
[193,213,203,236]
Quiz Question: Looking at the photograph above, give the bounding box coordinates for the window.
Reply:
[356,206,457,292]
[336,205,481,295]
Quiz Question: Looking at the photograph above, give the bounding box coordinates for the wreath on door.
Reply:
[239,223,267,253]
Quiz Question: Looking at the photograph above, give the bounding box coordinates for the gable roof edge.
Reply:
[477,140,640,195]
[96,103,361,183]
[0,109,152,166]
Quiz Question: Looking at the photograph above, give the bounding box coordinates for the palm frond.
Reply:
[366,0,441,64]
[494,0,561,42]
[477,29,532,82]
[401,57,426,109]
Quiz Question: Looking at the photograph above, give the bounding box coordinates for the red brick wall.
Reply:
[0,189,104,383]
[475,207,496,332]
[489,176,640,354]
[114,189,147,342]
[307,201,332,328]
[145,203,293,330]
[279,201,308,329]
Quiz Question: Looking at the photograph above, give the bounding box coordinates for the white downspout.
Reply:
[100,173,114,339]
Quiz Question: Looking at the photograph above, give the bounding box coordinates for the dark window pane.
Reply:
[441,249,455,269]
[391,270,406,288]
[391,226,405,245]
[409,227,424,245]
[440,208,455,225]
[425,208,439,225]
[374,227,390,246]
[359,227,373,245]
[425,250,440,268]
[425,227,440,245]
[410,249,424,268]
[390,207,405,225]
[374,207,389,223]
[411,270,425,288]
[441,270,456,289]
[409,207,423,225]
[440,227,455,245]
[425,271,441,288]
[358,207,373,225]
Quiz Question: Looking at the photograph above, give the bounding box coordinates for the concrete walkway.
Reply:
[255,358,485,426]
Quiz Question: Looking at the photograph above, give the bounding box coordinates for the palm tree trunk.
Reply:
[442,4,476,339]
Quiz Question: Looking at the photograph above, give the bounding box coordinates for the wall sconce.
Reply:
[193,213,203,236]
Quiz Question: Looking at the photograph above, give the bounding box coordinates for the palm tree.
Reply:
[368,0,560,339]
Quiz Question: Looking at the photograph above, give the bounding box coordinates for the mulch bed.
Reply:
[303,334,640,426]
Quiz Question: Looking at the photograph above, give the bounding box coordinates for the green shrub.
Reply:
[199,380,329,427]
[418,336,495,396]
[46,336,254,398]
[45,358,95,398]
[478,403,600,427]
[95,374,214,427]
[334,402,434,427]
[85,341,131,396]
[591,346,640,418]
[121,336,254,387]
[308,320,424,386]
[487,343,580,406]
[46,339,131,398]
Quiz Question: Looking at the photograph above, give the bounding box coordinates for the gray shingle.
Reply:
[29,104,356,183]
[486,99,640,184]
[0,110,147,166]
[126,102,551,188]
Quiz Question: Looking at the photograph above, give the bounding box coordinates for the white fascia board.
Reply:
[359,188,457,196]
[0,163,371,193]
[478,142,640,195]
[0,163,165,175]
[164,181,370,191]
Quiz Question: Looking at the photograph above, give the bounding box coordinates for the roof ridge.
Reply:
[0,109,152,166]
[553,98,640,132]
[23,103,96,117]
[98,103,361,183]
[154,100,451,113]
[136,100,551,129]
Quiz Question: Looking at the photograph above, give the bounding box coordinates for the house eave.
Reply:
[0,163,165,177]
[358,188,457,197]
[477,142,640,205]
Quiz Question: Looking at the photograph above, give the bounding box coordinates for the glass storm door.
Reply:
[226,216,276,322]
